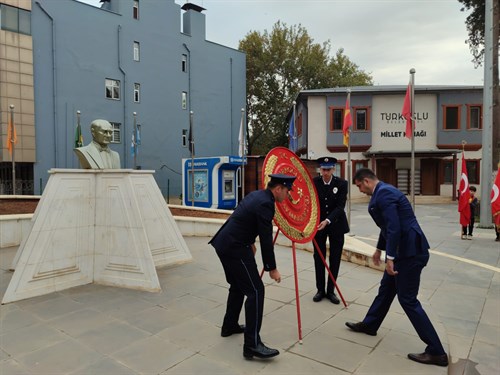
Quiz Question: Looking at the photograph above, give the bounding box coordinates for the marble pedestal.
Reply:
[2,169,192,304]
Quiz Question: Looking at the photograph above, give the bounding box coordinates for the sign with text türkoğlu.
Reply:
[370,95,437,152]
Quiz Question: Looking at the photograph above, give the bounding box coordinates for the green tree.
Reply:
[459,0,487,66]
[239,21,372,155]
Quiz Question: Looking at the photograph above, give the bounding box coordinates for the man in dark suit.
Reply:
[210,174,296,360]
[312,157,349,304]
[345,168,448,367]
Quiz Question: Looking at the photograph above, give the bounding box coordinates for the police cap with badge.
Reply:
[317,156,337,169]
[268,174,296,190]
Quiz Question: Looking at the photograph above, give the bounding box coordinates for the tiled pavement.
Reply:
[0,203,498,374]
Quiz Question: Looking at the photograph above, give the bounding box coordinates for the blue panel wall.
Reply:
[31,0,245,197]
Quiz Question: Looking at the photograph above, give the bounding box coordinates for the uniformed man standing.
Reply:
[210,174,296,359]
[312,157,349,304]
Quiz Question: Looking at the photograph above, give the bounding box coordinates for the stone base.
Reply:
[2,169,192,304]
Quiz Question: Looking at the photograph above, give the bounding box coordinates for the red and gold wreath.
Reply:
[262,147,319,243]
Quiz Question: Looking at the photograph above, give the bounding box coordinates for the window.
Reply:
[467,105,482,130]
[354,107,370,131]
[109,122,121,143]
[329,107,344,131]
[443,105,460,130]
[466,160,480,184]
[333,160,345,179]
[134,83,140,103]
[133,0,139,19]
[182,129,188,147]
[182,54,188,72]
[133,41,140,61]
[182,91,187,109]
[1,4,18,32]
[18,8,30,35]
[105,79,120,100]
[441,160,453,184]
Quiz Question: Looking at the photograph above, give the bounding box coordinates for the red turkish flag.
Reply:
[401,84,412,139]
[458,153,471,227]
[491,165,500,228]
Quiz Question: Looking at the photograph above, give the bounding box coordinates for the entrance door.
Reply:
[376,159,396,186]
[420,158,439,195]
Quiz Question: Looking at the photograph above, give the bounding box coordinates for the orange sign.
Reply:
[262,147,319,243]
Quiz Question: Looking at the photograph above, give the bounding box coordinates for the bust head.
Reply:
[91,119,113,147]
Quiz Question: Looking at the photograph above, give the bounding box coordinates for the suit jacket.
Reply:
[209,189,277,271]
[74,142,121,169]
[313,175,349,234]
[369,182,430,260]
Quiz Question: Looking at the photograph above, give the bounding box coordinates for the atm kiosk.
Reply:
[182,156,246,209]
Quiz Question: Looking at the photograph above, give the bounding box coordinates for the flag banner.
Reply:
[74,123,83,148]
[188,119,194,156]
[343,93,352,147]
[7,115,17,156]
[131,132,135,157]
[401,84,413,139]
[491,165,500,228]
[288,112,297,152]
[238,114,245,157]
[458,153,471,227]
[136,127,141,145]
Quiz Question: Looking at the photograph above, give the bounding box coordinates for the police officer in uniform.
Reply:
[210,174,296,359]
[312,157,349,304]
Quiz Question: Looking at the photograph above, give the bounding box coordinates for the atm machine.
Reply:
[182,156,246,209]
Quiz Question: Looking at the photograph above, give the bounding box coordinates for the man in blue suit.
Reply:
[210,174,296,360]
[345,168,448,367]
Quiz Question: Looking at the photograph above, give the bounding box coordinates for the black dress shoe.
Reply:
[313,291,325,302]
[243,343,280,359]
[345,321,377,336]
[408,352,448,367]
[221,324,245,337]
[326,292,340,304]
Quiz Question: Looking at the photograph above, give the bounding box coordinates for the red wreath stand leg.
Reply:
[260,230,348,343]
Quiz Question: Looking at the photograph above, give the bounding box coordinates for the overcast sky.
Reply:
[79,0,484,86]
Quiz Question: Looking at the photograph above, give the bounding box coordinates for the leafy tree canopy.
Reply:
[459,0,487,66]
[239,21,372,155]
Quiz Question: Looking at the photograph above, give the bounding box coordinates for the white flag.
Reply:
[238,115,245,157]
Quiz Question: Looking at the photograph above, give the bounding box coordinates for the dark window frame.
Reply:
[329,106,344,132]
[466,104,482,130]
[353,106,370,131]
[443,105,461,130]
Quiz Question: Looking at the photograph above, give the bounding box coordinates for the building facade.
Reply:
[290,86,484,200]
[0,0,34,194]
[1,0,245,197]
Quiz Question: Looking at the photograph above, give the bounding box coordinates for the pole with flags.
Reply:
[458,141,471,238]
[133,112,137,169]
[289,101,297,152]
[343,89,353,227]
[189,111,195,206]
[401,68,416,210]
[74,110,83,148]
[238,108,246,199]
[491,162,500,233]
[8,105,17,195]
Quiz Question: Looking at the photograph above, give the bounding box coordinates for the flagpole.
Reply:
[346,90,352,228]
[292,101,297,153]
[240,108,246,199]
[9,105,16,195]
[133,112,137,169]
[190,111,195,207]
[76,110,81,147]
[409,68,416,211]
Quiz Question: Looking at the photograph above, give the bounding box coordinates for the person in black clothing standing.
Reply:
[210,174,296,360]
[312,157,349,304]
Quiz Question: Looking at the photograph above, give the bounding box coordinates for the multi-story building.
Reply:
[1,0,246,198]
[290,86,484,200]
[0,0,34,194]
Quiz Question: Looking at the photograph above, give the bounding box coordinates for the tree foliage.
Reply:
[458,0,487,66]
[239,21,372,155]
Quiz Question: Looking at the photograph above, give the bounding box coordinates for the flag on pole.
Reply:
[188,115,194,157]
[130,131,135,157]
[458,153,471,227]
[401,84,413,139]
[238,113,245,157]
[288,107,297,152]
[343,92,353,147]
[491,165,500,228]
[7,114,17,155]
[74,123,83,148]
